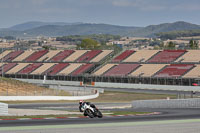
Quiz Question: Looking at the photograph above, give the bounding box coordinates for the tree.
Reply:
[78,38,99,50]
[189,39,199,49]
[166,41,176,49]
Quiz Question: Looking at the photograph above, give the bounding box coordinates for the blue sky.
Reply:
[0,0,200,28]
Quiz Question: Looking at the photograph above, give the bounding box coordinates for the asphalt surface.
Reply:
[1,120,200,133]
[1,103,200,127]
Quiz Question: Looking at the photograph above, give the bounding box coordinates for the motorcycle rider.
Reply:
[79,100,103,118]
[79,100,96,112]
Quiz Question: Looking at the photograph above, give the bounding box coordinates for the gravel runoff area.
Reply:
[8,108,82,116]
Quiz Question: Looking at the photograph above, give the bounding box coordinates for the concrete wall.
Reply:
[94,82,200,92]
[132,98,200,108]
[0,92,99,101]
[15,79,200,92]
[0,102,8,115]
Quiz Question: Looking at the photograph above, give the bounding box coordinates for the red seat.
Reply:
[18,63,43,74]
[3,51,24,61]
[147,50,186,63]
[0,63,17,73]
[76,50,102,62]
[44,63,69,75]
[155,64,194,77]
[104,64,140,76]
[24,50,48,62]
[50,50,74,62]
[112,50,135,62]
[71,64,94,76]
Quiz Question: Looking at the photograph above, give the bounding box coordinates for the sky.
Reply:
[0,0,200,28]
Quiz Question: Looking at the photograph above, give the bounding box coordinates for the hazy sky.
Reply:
[0,0,200,28]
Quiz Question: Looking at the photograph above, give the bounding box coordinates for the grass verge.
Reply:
[1,90,176,104]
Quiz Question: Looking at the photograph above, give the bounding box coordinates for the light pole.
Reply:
[1,47,3,77]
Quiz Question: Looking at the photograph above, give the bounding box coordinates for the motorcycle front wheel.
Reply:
[96,110,103,118]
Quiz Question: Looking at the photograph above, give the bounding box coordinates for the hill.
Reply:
[23,23,140,37]
[156,29,200,40]
[130,21,200,37]
[0,21,200,37]
[9,21,83,31]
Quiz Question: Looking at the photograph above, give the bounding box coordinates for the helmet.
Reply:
[79,100,84,104]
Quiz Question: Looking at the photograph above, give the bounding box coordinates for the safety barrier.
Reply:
[132,98,200,108]
[0,91,99,101]
[16,79,200,92]
[0,102,8,115]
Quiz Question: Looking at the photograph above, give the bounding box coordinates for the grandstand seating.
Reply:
[175,50,200,63]
[104,64,140,76]
[63,50,88,62]
[112,50,135,62]
[18,63,43,74]
[90,50,113,62]
[3,51,24,61]
[93,64,116,76]
[37,50,61,62]
[31,63,56,75]
[0,63,17,73]
[76,50,102,62]
[130,64,167,77]
[71,64,94,76]
[123,50,159,62]
[49,50,74,62]
[24,50,48,62]
[183,65,200,78]
[13,50,35,62]
[0,50,12,60]
[154,64,194,77]
[147,50,186,63]
[0,63,5,67]
[6,63,30,74]
[44,63,69,75]
[58,63,82,75]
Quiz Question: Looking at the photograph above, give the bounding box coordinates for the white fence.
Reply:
[132,98,200,108]
[0,102,8,115]
[0,91,99,101]
[16,79,200,92]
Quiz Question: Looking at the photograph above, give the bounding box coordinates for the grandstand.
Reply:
[3,50,24,62]
[64,50,88,62]
[104,64,140,76]
[154,64,194,78]
[112,50,135,62]
[147,50,186,63]
[31,63,56,75]
[13,50,35,62]
[175,50,200,63]
[18,63,43,74]
[1,49,200,86]
[76,50,102,62]
[123,50,159,63]
[183,64,200,78]
[130,64,167,77]
[49,50,74,62]
[44,63,69,75]
[37,50,61,62]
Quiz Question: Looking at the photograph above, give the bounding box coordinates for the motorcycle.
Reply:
[81,103,103,118]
